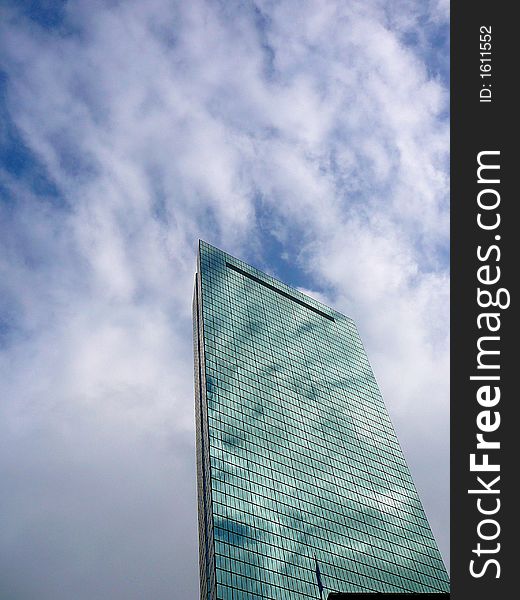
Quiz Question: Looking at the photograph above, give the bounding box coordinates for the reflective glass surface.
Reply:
[194,241,449,599]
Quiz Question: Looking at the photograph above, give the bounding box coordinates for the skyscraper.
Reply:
[193,241,449,599]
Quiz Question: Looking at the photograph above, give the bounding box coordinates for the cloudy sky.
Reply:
[0,1,449,598]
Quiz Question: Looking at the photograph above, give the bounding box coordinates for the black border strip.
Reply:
[452,4,514,599]
[226,262,335,322]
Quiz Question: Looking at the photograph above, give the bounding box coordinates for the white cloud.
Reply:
[0,0,450,596]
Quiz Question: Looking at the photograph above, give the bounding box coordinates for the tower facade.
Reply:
[193,241,449,599]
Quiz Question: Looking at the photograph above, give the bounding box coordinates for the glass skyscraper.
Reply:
[193,240,449,599]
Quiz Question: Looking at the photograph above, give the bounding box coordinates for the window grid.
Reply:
[194,241,449,599]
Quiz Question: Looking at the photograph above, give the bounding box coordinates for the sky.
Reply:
[0,1,449,598]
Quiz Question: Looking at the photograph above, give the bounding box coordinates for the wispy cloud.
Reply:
[0,1,449,597]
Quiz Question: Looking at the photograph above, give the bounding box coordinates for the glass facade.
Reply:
[193,240,449,599]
